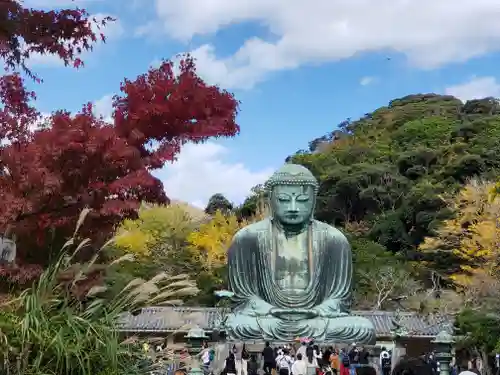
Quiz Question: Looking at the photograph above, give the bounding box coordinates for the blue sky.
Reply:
[22,0,500,207]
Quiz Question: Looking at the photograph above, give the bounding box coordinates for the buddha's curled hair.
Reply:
[264,163,319,193]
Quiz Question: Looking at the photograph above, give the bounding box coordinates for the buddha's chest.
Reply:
[272,231,311,291]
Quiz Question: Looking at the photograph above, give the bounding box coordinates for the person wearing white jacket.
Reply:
[292,354,307,375]
[276,349,294,375]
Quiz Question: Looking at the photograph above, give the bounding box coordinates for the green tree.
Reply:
[205,194,233,215]
[235,184,268,219]
[350,236,421,309]
[455,309,500,375]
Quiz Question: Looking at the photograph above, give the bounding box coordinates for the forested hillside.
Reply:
[290,94,499,253]
[236,94,500,310]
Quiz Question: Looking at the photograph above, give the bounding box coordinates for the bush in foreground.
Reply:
[0,209,199,375]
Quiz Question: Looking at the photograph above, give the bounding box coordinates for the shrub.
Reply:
[0,209,199,375]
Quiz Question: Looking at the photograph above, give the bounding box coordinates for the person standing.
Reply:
[329,349,340,375]
[225,353,238,375]
[293,353,307,375]
[306,348,319,375]
[348,344,360,375]
[297,342,308,361]
[323,347,332,367]
[427,352,439,375]
[179,348,189,370]
[201,346,212,375]
[277,349,294,375]
[340,348,350,375]
[234,342,248,375]
[359,347,369,366]
[380,347,391,375]
[450,357,457,375]
[248,354,259,375]
[313,345,323,368]
[263,341,276,375]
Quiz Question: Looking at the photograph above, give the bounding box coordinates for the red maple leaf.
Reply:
[0,2,240,276]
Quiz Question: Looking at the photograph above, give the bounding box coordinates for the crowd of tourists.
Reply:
[215,343,494,375]
[148,339,494,375]
[220,341,385,375]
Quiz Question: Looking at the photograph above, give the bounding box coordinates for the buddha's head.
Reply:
[265,163,318,229]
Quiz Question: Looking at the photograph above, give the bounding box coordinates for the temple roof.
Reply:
[118,307,453,338]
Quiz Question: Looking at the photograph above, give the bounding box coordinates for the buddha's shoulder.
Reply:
[233,218,271,239]
[312,220,348,242]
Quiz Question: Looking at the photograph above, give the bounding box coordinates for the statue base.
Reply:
[226,312,376,344]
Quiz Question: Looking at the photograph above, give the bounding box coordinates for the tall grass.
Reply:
[0,209,200,375]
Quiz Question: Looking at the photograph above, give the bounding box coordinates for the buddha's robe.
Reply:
[226,218,376,344]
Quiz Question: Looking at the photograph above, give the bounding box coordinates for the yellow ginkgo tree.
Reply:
[419,180,500,287]
[492,181,500,199]
[187,210,244,271]
[114,203,199,258]
[187,198,268,273]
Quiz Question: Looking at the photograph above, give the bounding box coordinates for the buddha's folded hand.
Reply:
[316,307,349,318]
[315,299,350,318]
[322,311,349,318]
[244,297,274,317]
[270,308,319,319]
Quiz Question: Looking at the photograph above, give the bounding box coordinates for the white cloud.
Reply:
[154,142,274,207]
[360,76,376,86]
[445,76,500,101]
[29,13,124,67]
[144,0,500,89]
[93,94,114,123]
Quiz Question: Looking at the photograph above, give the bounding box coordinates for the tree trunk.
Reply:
[481,348,491,375]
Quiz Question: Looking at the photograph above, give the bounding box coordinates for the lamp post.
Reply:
[432,330,455,375]
[185,325,209,375]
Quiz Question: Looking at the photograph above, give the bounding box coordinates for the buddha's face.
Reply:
[271,184,314,226]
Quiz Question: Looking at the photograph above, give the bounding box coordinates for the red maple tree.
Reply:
[0,1,240,275]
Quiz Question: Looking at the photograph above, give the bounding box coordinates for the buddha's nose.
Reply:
[288,200,299,213]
